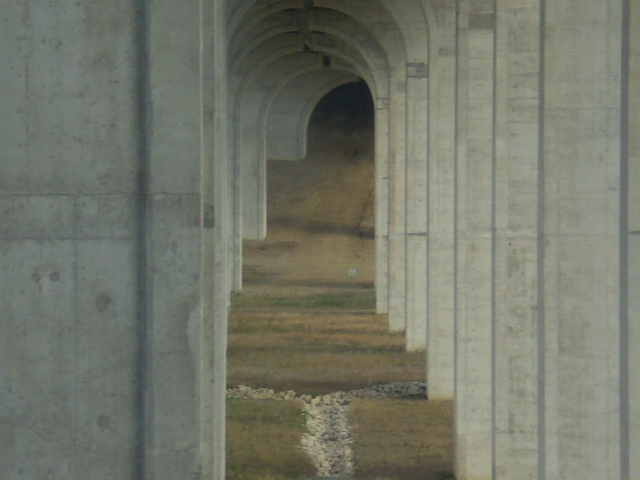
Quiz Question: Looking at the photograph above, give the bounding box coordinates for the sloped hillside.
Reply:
[243,81,376,293]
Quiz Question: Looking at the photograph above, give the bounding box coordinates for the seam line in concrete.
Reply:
[490,0,498,477]
[537,0,547,478]
[135,0,151,477]
[619,0,630,476]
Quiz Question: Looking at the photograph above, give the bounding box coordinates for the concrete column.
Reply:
[493,2,543,478]
[0,2,141,477]
[387,76,409,332]
[199,0,230,478]
[405,70,430,352]
[541,1,625,477]
[454,2,496,478]
[140,0,230,477]
[239,53,324,240]
[266,75,360,161]
[427,2,457,399]
[0,0,229,478]
[627,2,640,477]
[376,98,391,314]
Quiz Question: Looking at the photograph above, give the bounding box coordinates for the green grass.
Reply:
[226,397,315,480]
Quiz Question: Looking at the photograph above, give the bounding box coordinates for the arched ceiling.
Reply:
[227,0,434,97]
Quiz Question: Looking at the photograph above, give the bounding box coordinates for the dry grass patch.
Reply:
[226,397,315,480]
[228,307,425,394]
[350,398,454,480]
[232,291,376,309]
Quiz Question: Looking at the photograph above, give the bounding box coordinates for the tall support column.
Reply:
[627,1,640,476]
[199,0,229,478]
[387,78,409,332]
[405,69,430,352]
[0,0,230,478]
[541,1,625,477]
[144,0,229,477]
[427,2,457,399]
[0,2,145,477]
[493,1,543,477]
[375,98,391,314]
[454,1,496,477]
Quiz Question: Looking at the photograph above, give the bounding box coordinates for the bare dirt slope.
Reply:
[242,104,376,294]
[228,86,453,480]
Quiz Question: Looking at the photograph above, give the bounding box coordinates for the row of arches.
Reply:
[223,0,452,359]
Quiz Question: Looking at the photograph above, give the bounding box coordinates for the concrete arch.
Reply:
[266,74,361,161]
[227,0,429,332]
[229,25,392,293]
[237,52,362,237]
[229,8,394,89]
[228,26,380,241]
[261,32,382,164]
[229,9,300,68]
[228,15,389,108]
[228,0,445,345]
[231,1,407,69]
[227,0,300,39]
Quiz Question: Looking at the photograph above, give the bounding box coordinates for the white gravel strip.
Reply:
[226,382,426,478]
[299,401,355,477]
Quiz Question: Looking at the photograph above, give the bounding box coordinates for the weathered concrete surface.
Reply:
[0,0,229,478]
[2,0,638,478]
[454,3,496,477]
[454,1,636,478]
[0,2,141,477]
[629,2,640,478]
[266,75,360,161]
[541,2,625,478]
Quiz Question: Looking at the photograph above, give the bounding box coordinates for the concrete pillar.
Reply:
[0,0,229,478]
[0,3,142,476]
[629,2,640,476]
[493,2,543,478]
[454,2,497,477]
[387,78,408,332]
[375,97,391,314]
[427,1,458,399]
[239,53,326,240]
[454,1,635,478]
[541,1,625,477]
[200,0,230,478]
[405,69,430,352]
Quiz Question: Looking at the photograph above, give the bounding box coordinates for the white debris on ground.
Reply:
[226,382,426,478]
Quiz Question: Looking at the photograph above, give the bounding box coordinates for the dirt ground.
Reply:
[228,83,454,479]
[242,91,376,296]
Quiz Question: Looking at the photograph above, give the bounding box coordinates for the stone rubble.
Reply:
[226,381,427,477]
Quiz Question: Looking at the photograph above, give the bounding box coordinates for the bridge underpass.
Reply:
[1,0,638,479]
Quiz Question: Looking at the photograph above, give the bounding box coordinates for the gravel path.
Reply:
[227,381,426,478]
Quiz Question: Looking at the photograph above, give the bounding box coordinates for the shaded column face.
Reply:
[540,1,627,478]
[628,1,640,476]
[453,2,497,478]
[1,0,230,478]
[453,1,633,479]
[492,2,544,479]
[256,80,377,290]
[0,2,141,477]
